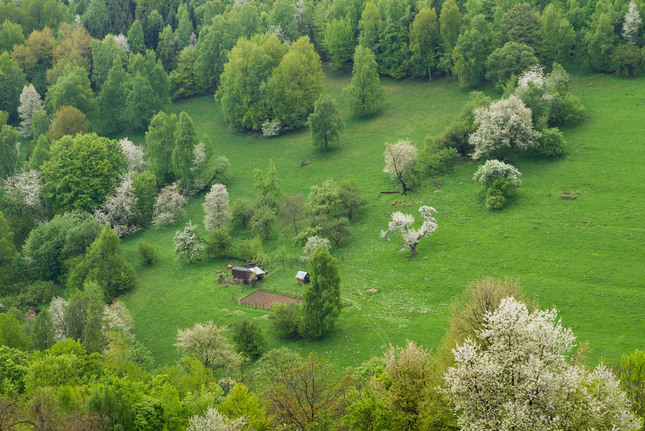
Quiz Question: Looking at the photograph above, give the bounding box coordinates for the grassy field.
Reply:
[120,70,645,369]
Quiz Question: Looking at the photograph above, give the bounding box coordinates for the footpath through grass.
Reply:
[121,72,645,369]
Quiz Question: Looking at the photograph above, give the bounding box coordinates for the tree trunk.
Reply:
[428,67,432,81]
[410,244,417,255]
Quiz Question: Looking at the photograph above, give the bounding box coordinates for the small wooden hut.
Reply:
[232,266,266,284]
[296,271,310,285]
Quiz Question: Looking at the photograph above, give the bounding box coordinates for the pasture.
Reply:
[120,71,645,369]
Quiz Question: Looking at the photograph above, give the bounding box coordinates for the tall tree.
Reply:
[410,7,440,80]
[541,4,576,64]
[125,72,156,132]
[146,111,177,185]
[0,124,19,178]
[377,0,412,78]
[91,35,126,89]
[439,0,461,56]
[18,84,44,139]
[254,159,282,208]
[48,106,89,141]
[308,93,344,152]
[172,111,197,189]
[97,59,129,136]
[325,18,356,69]
[358,2,381,52]
[127,20,145,54]
[345,45,383,117]
[203,184,229,231]
[303,246,341,338]
[31,308,55,350]
[44,66,96,118]
[0,211,16,295]
[0,52,27,121]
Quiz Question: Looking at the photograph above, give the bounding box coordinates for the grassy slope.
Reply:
[121,71,645,368]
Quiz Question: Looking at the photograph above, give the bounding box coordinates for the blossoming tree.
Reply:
[381,205,438,255]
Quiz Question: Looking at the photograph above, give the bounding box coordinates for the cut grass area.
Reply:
[121,72,645,369]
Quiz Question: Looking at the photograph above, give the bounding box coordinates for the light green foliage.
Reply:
[0,345,29,395]
[98,60,129,136]
[250,206,278,239]
[0,52,27,121]
[452,15,492,87]
[410,8,439,79]
[345,45,383,117]
[176,4,194,50]
[358,1,381,52]
[173,221,204,263]
[0,20,25,53]
[612,44,643,77]
[175,321,242,374]
[146,111,178,185]
[172,112,198,189]
[536,127,566,158]
[439,0,461,51]
[171,46,203,100]
[91,35,126,89]
[0,313,27,350]
[0,212,17,293]
[268,0,298,41]
[31,308,55,351]
[68,225,136,298]
[585,13,618,73]
[131,170,157,225]
[205,227,232,259]
[269,36,325,130]
[217,34,287,131]
[218,383,271,429]
[337,179,366,220]
[270,302,304,340]
[30,109,50,141]
[127,20,145,54]
[232,320,266,360]
[618,349,645,422]
[41,133,126,213]
[254,159,282,208]
[473,160,521,210]
[44,66,96,118]
[325,18,356,69]
[134,399,165,431]
[485,42,539,86]
[309,93,344,152]
[427,147,461,173]
[303,246,341,338]
[158,24,177,72]
[231,198,255,228]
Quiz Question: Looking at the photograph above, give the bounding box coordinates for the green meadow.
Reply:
[120,71,645,369]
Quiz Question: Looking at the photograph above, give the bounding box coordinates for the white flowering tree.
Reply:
[383,139,419,195]
[174,221,205,263]
[152,183,187,227]
[189,142,209,193]
[175,321,242,373]
[114,34,130,53]
[49,296,69,341]
[300,236,331,262]
[622,1,643,44]
[3,170,44,212]
[18,84,44,138]
[203,183,229,231]
[119,138,147,172]
[469,95,540,160]
[188,408,248,431]
[93,173,140,237]
[443,297,642,431]
[103,301,134,334]
[381,205,438,256]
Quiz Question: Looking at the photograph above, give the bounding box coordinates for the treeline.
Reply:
[1,278,644,430]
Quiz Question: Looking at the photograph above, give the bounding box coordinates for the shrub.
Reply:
[536,128,566,158]
[137,241,158,266]
[205,228,232,259]
[473,160,521,210]
[232,320,266,360]
[270,302,303,340]
[427,147,461,173]
[231,198,255,228]
[612,45,643,77]
[426,121,473,157]
[250,206,277,239]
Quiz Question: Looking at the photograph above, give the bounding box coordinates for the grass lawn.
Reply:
[120,71,645,369]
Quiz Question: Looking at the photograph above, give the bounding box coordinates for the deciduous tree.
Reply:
[308,93,343,152]
[174,221,204,263]
[303,246,341,338]
[381,205,438,256]
[203,184,229,231]
[175,321,242,373]
[345,45,383,117]
[383,139,418,194]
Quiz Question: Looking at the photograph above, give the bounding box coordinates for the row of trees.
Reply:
[2,277,643,429]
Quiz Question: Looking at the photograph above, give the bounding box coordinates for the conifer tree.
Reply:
[126,72,156,132]
[98,59,129,135]
[345,45,383,117]
[303,246,341,338]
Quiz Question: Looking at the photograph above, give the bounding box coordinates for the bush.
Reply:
[205,228,232,259]
[612,45,643,77]
[250,206,277,239]
[427,147,461,173]
[231,198,255,228]
[270,302,303,340]
[536,128,566,158]
[473,160,521,210]
[426,121,472,157]
[137,241,158,266]
[232,320,266,360]
[23,281,59,307]
[485,190,506,210]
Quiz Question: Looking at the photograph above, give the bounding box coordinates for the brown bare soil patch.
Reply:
[239,290,301,310]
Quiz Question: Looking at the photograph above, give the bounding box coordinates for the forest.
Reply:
[0,0,644,429]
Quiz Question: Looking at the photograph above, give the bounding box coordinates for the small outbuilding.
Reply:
[296,271,310,285]
[232,266,266,283]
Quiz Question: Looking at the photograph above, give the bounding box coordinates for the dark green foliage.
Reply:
[145,10,163,49]
[427,121,473,157]
[325,18,356,69]
[499,3,543,52]
[45,66,96,118]
[97,59,129,136]
[134,399,165,431]
[541,4,576,65]
[0,345,29,395]
[127,20,145,54]
[584,13,617,73]
[30,109,50,141]
[345,45,383,117]
[309,93,344,152]
[31,309,54,351]
[536,127,566,158]
[452,15,493,88]
[377,0,412,79]
[137,241,158,266]
[231,198,255,228]
[91,35,126,89]
[270,302,303,340]
[303,246,341,338]
[126,71,156,132]
[41,133,126,213]
[485,42,539,86]
[612,45,643,77]
[232,320,266,360]
[170,46,202,100]
[0,52,27,121]
[146,111,178,185]
[0,313,28,350]
[427,147,461,173]
[0,212,16,295]
[484,179,514,210]
[0,20,25,53]
[409,7,440,79]
[68,225,136,298]
[131,170,157,225]
[82,281,106,353]
[26,134,50,170]
[22,211,101,282]
[0,124,19,178]
[158,25,177,72]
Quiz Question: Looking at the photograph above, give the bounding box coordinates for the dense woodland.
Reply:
[1,0,645,429]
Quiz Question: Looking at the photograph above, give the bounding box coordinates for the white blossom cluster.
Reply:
[18,84,43,138]
[261,119,281,137]
[300,235,331,262]
[119,138,148,172]
[93,173,139,237]
[383,139,418,180]
[174,221,204,262]
[381,205,437,254]
[189,142,209,193]
[103,301,134,334]
[114,34,130,53]
[443,297,642,431]
[622,1,643,44]
[188,408,248,431]
[152,182,187,227]
[49,296,69,341]
[266,25,287,42]
[203,183,230,231]
[517,65,546,89]
[472,159,522,187]
[3,169,43,209]
[469,96,540,160]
